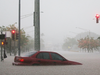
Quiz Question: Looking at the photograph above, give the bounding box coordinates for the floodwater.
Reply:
[0,50,100,75]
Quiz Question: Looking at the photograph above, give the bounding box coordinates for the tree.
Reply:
[62,37,77,50]
[0,25,34,55]
[78,37,100,52]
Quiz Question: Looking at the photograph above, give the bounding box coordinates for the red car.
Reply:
[12,51,82,66]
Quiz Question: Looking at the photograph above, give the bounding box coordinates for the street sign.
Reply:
[0,34,5,39]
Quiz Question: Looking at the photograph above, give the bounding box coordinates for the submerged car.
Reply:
[12,51,82,66]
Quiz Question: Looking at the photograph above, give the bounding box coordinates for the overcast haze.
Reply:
[0,0,100,44]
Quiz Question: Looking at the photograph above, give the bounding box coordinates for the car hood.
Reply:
[67,60,82,65]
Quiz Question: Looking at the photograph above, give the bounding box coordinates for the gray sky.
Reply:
[0,0,100,44]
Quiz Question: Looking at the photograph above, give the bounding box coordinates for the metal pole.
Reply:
[4,37,7,58]
[10,38,11,56]
[18,0,21,56]
[1,31,3,61]
[89,31,90,51]
[14,40,15,56]
[34,0,40,51]
[33,12,35,50]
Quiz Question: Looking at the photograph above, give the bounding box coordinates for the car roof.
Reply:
[37,51,58,53]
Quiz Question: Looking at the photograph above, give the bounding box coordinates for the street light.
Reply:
[76,27,90,37]
[69,31,81,39]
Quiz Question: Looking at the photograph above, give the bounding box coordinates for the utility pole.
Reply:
[18,0,21,56]
[34,0,40,51]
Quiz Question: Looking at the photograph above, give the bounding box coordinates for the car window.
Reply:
[21,52,37,57]
[51,53,64,61]
[36,53,50,59]
[42,53,50,59]
[36,53,43,59]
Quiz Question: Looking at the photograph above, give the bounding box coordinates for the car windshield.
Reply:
[21,51,37,57]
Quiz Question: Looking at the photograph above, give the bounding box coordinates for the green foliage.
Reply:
[62,37,77,50]
[6,24,27,47]
[0,25,34,53]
